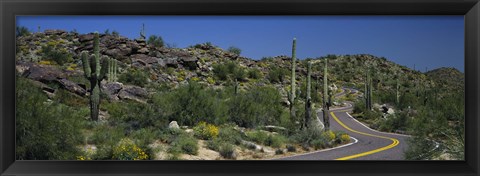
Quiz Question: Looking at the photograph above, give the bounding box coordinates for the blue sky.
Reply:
[17,16,464,72]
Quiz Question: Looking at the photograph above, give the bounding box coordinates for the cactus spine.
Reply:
[81,32,110,121]
[323,58,330,131]
[290,38,297,120]
[305,61,312,129]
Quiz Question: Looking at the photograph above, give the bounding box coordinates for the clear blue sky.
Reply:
[17,16,464,72]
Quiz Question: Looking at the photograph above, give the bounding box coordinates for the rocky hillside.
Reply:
[15,29,463,105]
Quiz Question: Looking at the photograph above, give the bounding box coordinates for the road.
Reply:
[278,88,410,160]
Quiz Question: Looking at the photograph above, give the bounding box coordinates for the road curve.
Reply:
[278,88,410,160]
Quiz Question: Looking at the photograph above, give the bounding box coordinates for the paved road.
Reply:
[278,88,410,160]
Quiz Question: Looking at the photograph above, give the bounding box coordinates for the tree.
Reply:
[147,35,164,48]
[227,46,242,55]
[16,26,31,37]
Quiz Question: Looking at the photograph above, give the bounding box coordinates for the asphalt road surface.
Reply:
[278,88,410,160]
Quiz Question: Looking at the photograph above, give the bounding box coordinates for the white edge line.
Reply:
[272,137,359,160]
[345,112,411,137]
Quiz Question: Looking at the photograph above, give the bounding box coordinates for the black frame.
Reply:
[1,0,479,176]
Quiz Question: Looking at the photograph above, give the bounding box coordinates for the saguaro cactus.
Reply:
[396,77,400,106]
[81,32,110,121]
[323,58,330,131]
[365,67,373,111]
[289,38,297,120]
[140,23,146,40]
[304,61,312,129]
[108,58,118,82]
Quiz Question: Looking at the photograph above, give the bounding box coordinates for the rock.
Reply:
[168,121,180,129]
[58,78,86,96]
[131,54,159,66]
[118,85,148,103]
[159,58,179,68]
[22,63,67,82]
[102,82,123,100]
[104,48,131,60]
[44,29,67,36]
[79,33,95,42]
[137,47,149,54]
[241,140,262,151]
[387,108,395,115]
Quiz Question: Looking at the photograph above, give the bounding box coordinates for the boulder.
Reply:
[58,78,86,96]
[118,85,148,102]
[79,33,95,42]
[102,82,123,100]
[131,54,159,66]
[168,121,180,129]
[23,64,67,82]
[137,47,149,54]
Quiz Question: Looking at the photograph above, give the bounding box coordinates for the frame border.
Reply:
[1,0,479,176]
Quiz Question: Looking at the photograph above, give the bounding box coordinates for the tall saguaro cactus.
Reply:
[365,67,373,111]
[323,58,330,131]
[289,38,297,120]
[81,32,110,121]
[304,61,312,129]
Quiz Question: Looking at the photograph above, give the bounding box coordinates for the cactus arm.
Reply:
[93,32,101,78]
[81,51,91,79]
[99,56,109,81]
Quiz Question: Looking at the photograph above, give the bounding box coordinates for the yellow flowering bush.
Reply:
[112,138,149,160]
[38,60,55,65]
[191,77,200,82]
[193,122,219,140]
[340,134,351,143]
[76,155,91,160]
[206,77,215,84]
[323,130,336,141]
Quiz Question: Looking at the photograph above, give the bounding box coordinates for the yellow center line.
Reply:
[330,111,400,160]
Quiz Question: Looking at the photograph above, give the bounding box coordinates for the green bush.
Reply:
[213,61,246,82]
[227,46,242,55]
[147,35,164,48]
[247,68,262,79]
[16,77,83,160]
[152,82,229,126]
[118,68,149,87]
[41,44,73,66]
[265,134,287,148]
[112,138,149,160]
[16,26,31,37]
[218,125,244,145]
[219,143,236,159]
[267,66,288,83]
[246,130,269,144]
[193,122,219,140]
[170,134,198,155]
[228,86,284,128]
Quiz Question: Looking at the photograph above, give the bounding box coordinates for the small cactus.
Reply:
[140,23,146,40]
[107,57,118,82]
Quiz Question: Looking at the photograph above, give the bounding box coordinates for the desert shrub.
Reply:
[112,138,149,160]
[286,144,296,152]
[213,61,246,82]
[323,130,336,142]
[206,138,223,151]
[207,77,215,84]
[152,82,229,126]
[16,77,84,160]
[218,125,244,145]
[311,138,329,150]
[275,149,284,155]
[228,86,284,128]
[265,134,287,148]
[219,143,236,159]
[334,131,351,144]
[147,35,164,48]
[247,68,262,79]
[227,46,242,55]
[267,65,288,83]
[41,44,73,66]
[103,100,165,130]
[16,26,31,37]
[246,130,269,144]
[291,127,322,147]
[170,134,198,155]
[118,68,149,87]
[129,128,157,148]
[193,122,219,140]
